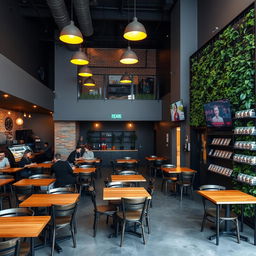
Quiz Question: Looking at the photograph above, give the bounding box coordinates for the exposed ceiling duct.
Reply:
[74,0,94,37]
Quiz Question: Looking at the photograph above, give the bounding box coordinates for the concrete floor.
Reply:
[36,167,255,256]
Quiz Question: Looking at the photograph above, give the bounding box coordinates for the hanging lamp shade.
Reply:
[123,17,147,41]
[15,117,24,126]
[78,66,93,77]
[120,73,132,84]
[59,21,83,44]
[70,49,89,65]
[120,46,138,64]
[83,77,96,86]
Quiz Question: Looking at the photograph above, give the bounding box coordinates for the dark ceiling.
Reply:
[17,0,175,49]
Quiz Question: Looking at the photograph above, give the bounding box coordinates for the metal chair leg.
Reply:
[235,219,240,244]
[141,222,146,245]
[120,220,126,247]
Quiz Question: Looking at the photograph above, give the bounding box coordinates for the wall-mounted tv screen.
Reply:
[204,100,232,127]
[170,100,185,121]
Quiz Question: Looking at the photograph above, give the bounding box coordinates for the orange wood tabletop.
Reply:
[0,168,23,173]
[0,216,50,237]
[103,187,151,200]
[0,179,14,186]
[75,158,100,164]
[115,159,138,163]
[162,167,197,174]
[33,163,53,168]
[73,167,96,174]
[145,157,167,161]
[13,178,56,187]
[111,175,146,183]
[197,190,256,205]
[19,193,80,208]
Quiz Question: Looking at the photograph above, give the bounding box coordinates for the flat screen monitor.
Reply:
[170,100,185,121]
[204,100,232,127]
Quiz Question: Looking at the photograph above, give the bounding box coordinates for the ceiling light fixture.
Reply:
[120,46,138,64]
[123,0,147,41]
[70,48,89,65]
[120,73,132,84]
[78,65,93,77]
[15,117,24,126]
[59,0,83,44]
[83,77,96,86]
[33,105,37,109]
[3,94,9,98]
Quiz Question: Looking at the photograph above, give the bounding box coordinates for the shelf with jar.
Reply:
[235,173,256,186]
[208,164,233,177]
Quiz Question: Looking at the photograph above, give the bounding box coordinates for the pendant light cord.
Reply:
[134,0,136,17]
[71,0,74,20]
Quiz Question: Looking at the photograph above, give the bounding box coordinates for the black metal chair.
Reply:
[88,186,117,237]
[116,197,148,247]
[0,238,21,256]
[123,162,138,172]
[0,207,34,217]
[94,158,102,178]
[50,202,78,256]
[118,170,137,175]
[151,159,166,177]
[0,175,13,210]
[48,187,76,194]
[145,183,155,234]
[13,185,33,207]
[160,164,177,194]
[111,161,124,174]
[177,172,195,201]
[28,174,53,179]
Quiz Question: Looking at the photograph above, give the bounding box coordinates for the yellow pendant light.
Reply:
[120,46,138,64]
[59,21,83,44]
[70,49,89,65]
[123,0,147,41]
[78,65,93,77]
[120,73,132,84]
[83,77,96,86]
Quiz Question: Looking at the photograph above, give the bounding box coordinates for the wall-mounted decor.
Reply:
[5,117,13,131]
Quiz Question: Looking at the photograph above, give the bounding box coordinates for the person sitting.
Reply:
[51,153,76,188]
[67,146,82,164]
[0,152,10,169]
[82,144,94,160]
[41,142,53,162]
[18,149,35,178]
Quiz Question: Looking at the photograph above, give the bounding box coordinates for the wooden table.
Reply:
[0,216,50,256]
[115,159,138,163]
[19,193,80,208]
[0,178,14,186]
[73,167,96,174]
[75,158,101,165]
[145,156,167,161]
[162,167,197,174]
[103,187,151,200]
[111,175,146,183]
[13,178,56,187]
[0,167,23,173]
[33,163,53,168]
[197,190,256,245]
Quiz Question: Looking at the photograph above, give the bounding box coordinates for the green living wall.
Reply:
[190,7,256,217]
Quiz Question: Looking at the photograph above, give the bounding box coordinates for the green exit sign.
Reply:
[111,114,122,119]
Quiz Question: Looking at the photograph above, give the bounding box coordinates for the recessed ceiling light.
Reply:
[3,94,9,98]
[8,111,11,115]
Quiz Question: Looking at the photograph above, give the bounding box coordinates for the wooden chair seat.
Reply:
[96,205,116,213]
[117,210,142,221]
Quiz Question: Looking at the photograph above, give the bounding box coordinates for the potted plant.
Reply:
[130,133,137,150]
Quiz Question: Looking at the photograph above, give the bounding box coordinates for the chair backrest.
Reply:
[106,181,130,188]
[78,172,93,182]
[123,162,138,171]
[154,159,165,167]
[121,197,147,220]
[13,185,33,195]
[0,175,14,179]
[52,202,77,217]
[123,157,132,160]
[118,170,137,175]
[149,155,157,158]
[0,238,20,256]
[48,187,76,194]
[29,174,52,179]
[180,172,195,184]
[161,164,176,168]
[199,185,226,191]
[79,165,94,168]
[0,207,34,217]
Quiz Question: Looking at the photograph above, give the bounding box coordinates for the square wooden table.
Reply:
[0,168,23,173]
[13,178,56,187]
[73,167,96,174]
[75,158,101,165]
[33,163,53,168]
[19,193,80,208]
[145,156,167,161]
[0,216,50,256]
[162,167,197,174]
[111,175,146,183]
[197,190,256,245]
[103,187,151,200]
[115,159,138,164]
[0,178,14,187]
